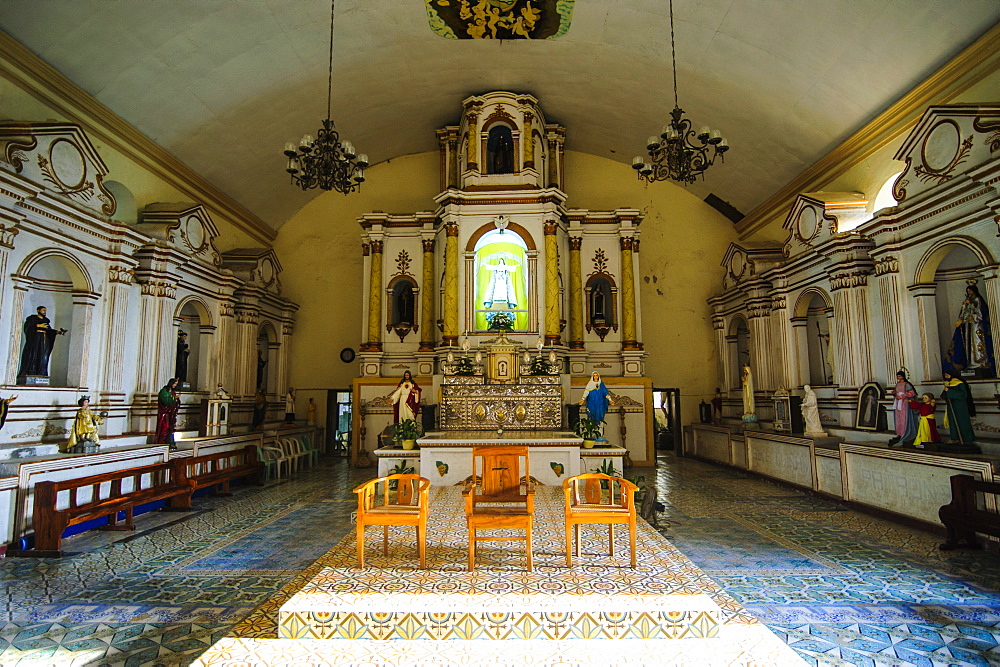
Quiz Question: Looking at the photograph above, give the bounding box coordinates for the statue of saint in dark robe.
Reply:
[17,306,65,378]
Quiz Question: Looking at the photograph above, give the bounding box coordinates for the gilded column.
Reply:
[466,111,480,172]
[620,236,641,350]
[568,235,584,350]
[544,221,561,345]
[363,239,384,352]
[419,238,436,351]
[442,222,460,347]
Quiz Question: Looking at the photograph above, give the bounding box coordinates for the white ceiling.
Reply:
[2,1,998,229]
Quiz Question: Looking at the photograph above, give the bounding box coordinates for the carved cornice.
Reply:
[771,296,787,310]
[235,307,260,325]
[829,271,870,291]
[747,302,771,319]
[0,32,275,244]
[282,322,294,336]
[220,302,236,318]
[0,223,18,248]
[712,315,726,330]
[108,264,134,284]
[873,255,900,276]
[736,23,1000,239]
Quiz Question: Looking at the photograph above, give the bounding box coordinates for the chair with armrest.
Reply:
[353,474,431,568]
[463,446,534,572]
[563,473,639,568]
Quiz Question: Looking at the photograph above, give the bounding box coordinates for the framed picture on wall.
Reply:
[855,381,884,431]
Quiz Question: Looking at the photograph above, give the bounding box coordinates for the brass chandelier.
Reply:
[283,0,368,193]
[632,0,729,184]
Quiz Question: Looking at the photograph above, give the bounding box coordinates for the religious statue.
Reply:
[801,385,826,437]
[941,371,976,446]
[579,372,612,422]
[64,395,105,453]
[307,398,317,425]
[944,281,995,378]
[0,395,17,431]
[214,384,231,400]
[154,378,181,446]
[252,391,267,429]
[256,351,267,390]
[483,256,519,309]
[907,393,940,449]
[17,306,66,380]
[284,387,296,423]
[391,371,422,423]
[741,365,755,416]
[888,369,918,446]
[491,130,514,174]
[175,331,190,384]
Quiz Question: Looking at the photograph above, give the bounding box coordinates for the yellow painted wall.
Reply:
[0,77,258,250]
[277,150,737,426]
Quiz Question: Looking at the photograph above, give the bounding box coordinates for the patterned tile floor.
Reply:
[0,453,997,665]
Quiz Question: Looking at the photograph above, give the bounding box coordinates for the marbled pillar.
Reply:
[544,221,561,346]
[466,111,479,172]
[522,112,534,170]
[620,236,641,350]
[419,238,436,351]
[443,223,459,347]
[363,239,384,352]
[568,235,584,350]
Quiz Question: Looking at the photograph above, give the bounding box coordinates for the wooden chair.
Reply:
[563,473,639,568]
[353,474,430,568]
[463,446,534,571]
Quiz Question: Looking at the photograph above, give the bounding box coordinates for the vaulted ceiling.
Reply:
[2,1,998,229]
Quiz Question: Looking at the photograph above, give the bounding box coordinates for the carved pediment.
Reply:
[892,104,1000,203]
[782,192,868,257]
[221,248,283,294]
[720,242,784,290]
[138,203,222,266]
[0,122,116,217]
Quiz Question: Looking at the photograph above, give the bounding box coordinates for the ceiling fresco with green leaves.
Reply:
[425,0,574,39]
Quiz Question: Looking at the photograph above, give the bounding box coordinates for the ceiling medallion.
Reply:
[424,0,575,40]
[632,0,729,185]
[282,0,368,194]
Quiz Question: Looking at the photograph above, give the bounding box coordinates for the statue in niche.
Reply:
[307,398,317,426]
[801,385,826,437]
[285,387,297,423]
[396,282,415,325]
[944,280,995,379]
[483,256,519,309]
[65,395,105,453]
[887,369,918,446]
[489,126,515,174]
[154,378,181,447]
[741,365,755,416]
[940,371,977,447]
[593,287,607,323]
[579,372,612,422]
[175,331,190,384]
[391,370,422,423]
[0,395,17,431]
[17,306,66,379]
[256,351,267,391]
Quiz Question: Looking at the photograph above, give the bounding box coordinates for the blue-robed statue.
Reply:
[944,281,995,379]
[579,371,612,421]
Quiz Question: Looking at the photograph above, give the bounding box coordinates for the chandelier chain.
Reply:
[327,0,335,121]
[670,0,678,109]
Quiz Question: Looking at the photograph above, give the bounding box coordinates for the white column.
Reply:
[747,304,773,391]
[277,321,293,397]
[829,271,873,388]
[909,283,941,383]
[5,282,27,385]
[68,292,99,389]
[874,258,908,380]
[770,294,792,389]
[233,305,260,397]
[100,267,134,395]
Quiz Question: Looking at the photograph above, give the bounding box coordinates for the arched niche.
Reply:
[12,251,95,387]
[386,275,418,342]
[726,316,750,390]
[257,321,280,394]
[585,273,618,341]
[103,180,137,224]
[466,226,534,333]
[485,123,515,175]
[792,289,834,386]
[174,297,213,391]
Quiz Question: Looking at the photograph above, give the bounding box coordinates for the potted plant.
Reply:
[575,417,604,449]
[392,418,423,450]
[528,356,552,376]
[454,355,476,376]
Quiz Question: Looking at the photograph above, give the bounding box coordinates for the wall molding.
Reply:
[737,23,1000,240]
[0,30,276,245]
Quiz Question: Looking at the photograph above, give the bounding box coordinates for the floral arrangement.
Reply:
[454,355,476,376]
[487,311,515,332]
[529,356,552,375]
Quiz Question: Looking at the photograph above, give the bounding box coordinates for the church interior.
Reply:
[0,1,999,664]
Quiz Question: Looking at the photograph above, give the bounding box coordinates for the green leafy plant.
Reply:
[487,311,515,332]
[528,356,552,375]
[454,355,476,376]
[575,417,604,440]
[392,418,423,444]
[387,460,415,490]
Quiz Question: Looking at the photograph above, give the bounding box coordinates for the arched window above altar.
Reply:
[474,229,529,332]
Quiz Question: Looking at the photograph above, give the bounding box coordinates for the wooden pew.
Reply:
[939,474,1000,550]
[171,445,264,509]
[22,462,196,557]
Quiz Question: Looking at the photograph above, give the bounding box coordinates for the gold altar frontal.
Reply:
[440,375,562,431]
[193,487,801,665]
